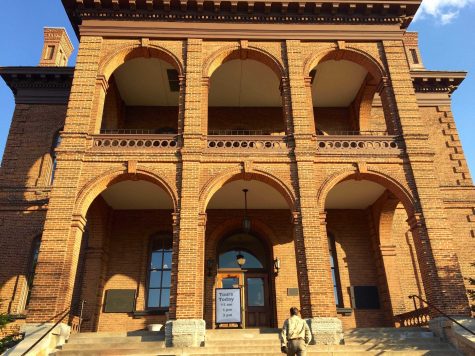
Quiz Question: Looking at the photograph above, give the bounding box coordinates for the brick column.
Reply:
[166,38,206,347]
[383,40,470,316]
[285,40,342,344]
[26,36,104,324]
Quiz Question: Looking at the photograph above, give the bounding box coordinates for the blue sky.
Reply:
[0,1,474,175]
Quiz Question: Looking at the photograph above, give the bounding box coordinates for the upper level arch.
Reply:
[99,44,184,81]
[303,47,386,84]
[305,47,390,134]
[203,45,285,80]
[98,45,184,135]
[204,46,287,135]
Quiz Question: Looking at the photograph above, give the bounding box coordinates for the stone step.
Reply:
[60,341,166,351]
[54,349,461,356]
[205,339,448,347]
[66,335,163,344]
[56,343,456,355]
[70,330,156,338]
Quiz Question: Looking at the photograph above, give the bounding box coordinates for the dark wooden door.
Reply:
[245,273,270,327]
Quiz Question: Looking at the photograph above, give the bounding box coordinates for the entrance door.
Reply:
[217,271,270,328]
[245,273,270,327]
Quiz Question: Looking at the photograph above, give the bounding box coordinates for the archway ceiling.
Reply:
[312,60,368,107]
[209,59,282,107]
[325,179,386,209]
[113,58,179,106]
[101,180,173,210]
[207,180,289,209]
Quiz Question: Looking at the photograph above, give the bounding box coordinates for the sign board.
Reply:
[104,289,136,313]
[215,288,241,324]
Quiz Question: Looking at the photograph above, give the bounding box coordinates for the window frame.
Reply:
[49,129,62,185]
[25,235,42,308]
[146,233,173,311]
[328,233,344,308]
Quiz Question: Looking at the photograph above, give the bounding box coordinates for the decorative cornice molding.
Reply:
[0,67,74,104]
[410,70,466,95]
[62,0,421,36]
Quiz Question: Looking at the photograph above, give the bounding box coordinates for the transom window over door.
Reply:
[147,234,172,309]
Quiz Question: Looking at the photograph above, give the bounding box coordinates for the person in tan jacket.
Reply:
[280,307,312,355]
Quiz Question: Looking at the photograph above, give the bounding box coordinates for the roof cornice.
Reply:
[0,67,74,104]
[411,70,467,95]
[62,0,422,37]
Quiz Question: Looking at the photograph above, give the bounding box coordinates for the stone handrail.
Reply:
[317,135,402,151]
[207,135,289,151]
[394,307,430,327]
[92,134,178,149]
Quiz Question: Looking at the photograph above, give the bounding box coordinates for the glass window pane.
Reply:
[160,289,170,307]
[151,252,162,269]
[148,289,160,308]
[162,271,171,288]
[163,252,172,269]
[333,287,339,306]
[218,250,263,269]
[222,277,239,289]
[247,278,265,307]
[150,271,162,288]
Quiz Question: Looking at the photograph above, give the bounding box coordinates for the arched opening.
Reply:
[309,51,388,135]
[101,56,180,135]
[324,177,424,329]
[204,177,295,329]
[73,176,175,332]
[208,55,285,135]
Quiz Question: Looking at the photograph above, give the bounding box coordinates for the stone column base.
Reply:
[165,319,206,347]
[306,317,343,345]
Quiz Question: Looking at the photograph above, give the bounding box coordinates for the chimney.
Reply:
[39,27,74,67]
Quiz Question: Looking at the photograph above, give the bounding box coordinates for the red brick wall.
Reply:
[327,209,388,329]
[82,207,173,332]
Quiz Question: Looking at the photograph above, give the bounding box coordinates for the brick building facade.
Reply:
[0,0,473,346]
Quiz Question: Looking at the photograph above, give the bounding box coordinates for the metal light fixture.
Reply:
[274,257,281,275]
[242,188,251,233]
[236,252,246,268]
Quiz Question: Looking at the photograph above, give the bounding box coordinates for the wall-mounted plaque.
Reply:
[287,288,299,296]
[104,289,136,313]
[215,288,241,325]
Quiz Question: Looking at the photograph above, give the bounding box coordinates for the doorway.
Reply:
[216,233,273,328]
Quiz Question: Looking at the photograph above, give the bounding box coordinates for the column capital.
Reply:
[198,213,207,227]
[292,210,301,225]
[71,214,87,232]
[96,75,109,92]
[406,213,424,231]
[380,244,397,256]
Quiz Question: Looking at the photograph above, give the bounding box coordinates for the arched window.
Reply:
[328,233,343,308]
[147,234,172,310]
[218,233,267,270]
[25,235,42,308]
[50,130,62,185]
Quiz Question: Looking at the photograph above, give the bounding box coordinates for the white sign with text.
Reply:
[216,288,241,324]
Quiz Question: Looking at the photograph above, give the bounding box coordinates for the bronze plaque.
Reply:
[287,288,299,296]
[104,289,136,313]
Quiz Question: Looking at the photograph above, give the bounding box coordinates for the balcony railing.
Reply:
[316,134,402,151]
[92,134,178,149]
[207,135,289,151]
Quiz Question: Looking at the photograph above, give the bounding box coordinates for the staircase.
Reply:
[53,327,461,355]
